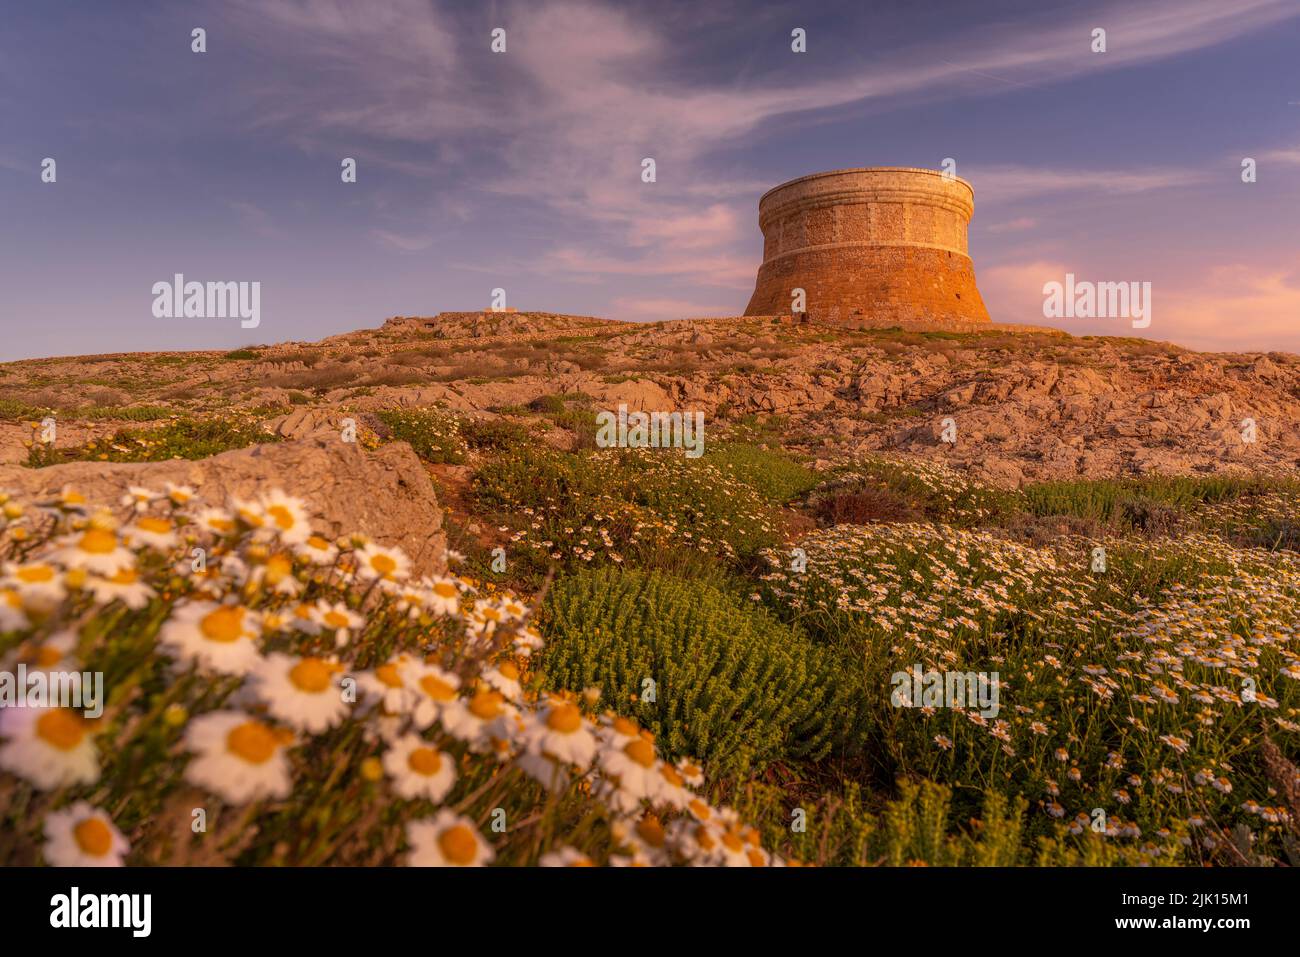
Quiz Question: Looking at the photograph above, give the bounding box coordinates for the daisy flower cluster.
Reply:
[477,446,780,573]
[0,484,777,867]
[761,518,1300,864]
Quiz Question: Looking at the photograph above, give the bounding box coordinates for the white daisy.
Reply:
[382,734,457,801]
[50,526,134,576]
[157,601,263,676]
[598,736,665,806]
[355,542,410,583]
[295,534,339,566]
[0,706,99,790]
[424,577,462,616]
[1,629,77,674]
[120,515,179,552]
[2,560,68,607]
[523,700,598,769]
[405,810,493,867]
[249,653,350,733]
[440,689,515,752]
[192,507,238,537]
[315,601,364,646]
[86,566,156,610]
[182,711,293,804]
[119,485,159,512]
[164,482,195,506]
[0,588,30,631]
[482,661,523,701]
[539,846,595,867]
[260,490,312,545]
[408,662,461,730]
[43,801,129,867]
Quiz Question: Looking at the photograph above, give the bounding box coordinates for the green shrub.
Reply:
[540,567,860,779]
[812,457,1016,526]
[77,404,175,422]
[705,441,819,504]
[1021,475,1277,526]
[0,398,45,421]
[375,407,467,464]
[733,777,1183,866]
[222,348,260,361]
[27,415,278,466]
[460,417,535,453]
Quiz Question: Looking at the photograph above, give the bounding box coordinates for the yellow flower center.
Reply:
[637,815,666,848]
[694,826,716,850]
[419,674,457,702]
[468,691,504,721]
[375,663,404,688]
[36,709,87,750]
[306,535,331,551]
[136,516,172,534]
[369,553,397,576]
[660,764,684,788]
[323,611,350,629]
[433,582,458,599]
[612,716,639,737]
[624,737,656,768]
[200,605,246,643]
[16,564,55,584]
[264,554,293,584]
[688,799,711,820]
[721,831,744,853]
[289,658,333,694]
[498,662,520,681]
[73,817,113,857]
[36,645,65,667]
[546,703,583,734]
[226,721,278,764]
[746,849,766,867]
[78,528,117,554]
[407,747,442,776]
[108,567,138,585]
[208,517,235,533]
[266,505,296,530]
[438,825,478,865]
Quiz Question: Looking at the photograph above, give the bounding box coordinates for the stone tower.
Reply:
[744,167,990,326]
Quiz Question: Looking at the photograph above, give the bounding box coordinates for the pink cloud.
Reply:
[981,257,1300,353]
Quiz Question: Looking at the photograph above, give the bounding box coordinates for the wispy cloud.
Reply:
[369,229,435,253]
[217,0,1300,281]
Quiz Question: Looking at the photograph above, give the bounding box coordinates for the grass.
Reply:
[375,407,467,464]
[25,414,279,466]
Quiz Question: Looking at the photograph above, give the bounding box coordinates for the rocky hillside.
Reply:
[3,312,1298,487]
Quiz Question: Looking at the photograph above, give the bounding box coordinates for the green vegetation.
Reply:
[541,567,860,778]
[375,407,468,464]
[26,415,279,467]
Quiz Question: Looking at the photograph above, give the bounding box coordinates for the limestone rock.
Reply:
[0,436,446,576]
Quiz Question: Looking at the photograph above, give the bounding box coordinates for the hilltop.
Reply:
[3,310,1299,868]
[2,311,1298,486]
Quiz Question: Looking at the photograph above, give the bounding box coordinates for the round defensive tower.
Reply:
[743,167,990,326]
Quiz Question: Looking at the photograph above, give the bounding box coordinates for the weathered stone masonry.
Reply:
[744,167,991,326]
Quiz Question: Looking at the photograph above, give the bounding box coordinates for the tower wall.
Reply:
[744,167,990,326]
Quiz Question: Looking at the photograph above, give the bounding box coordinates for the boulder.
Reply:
[0,436,446,576]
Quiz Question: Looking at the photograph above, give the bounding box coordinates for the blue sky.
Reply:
[2,0,1298,361]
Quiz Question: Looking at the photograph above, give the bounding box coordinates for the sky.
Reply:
[1,0,1298,361]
